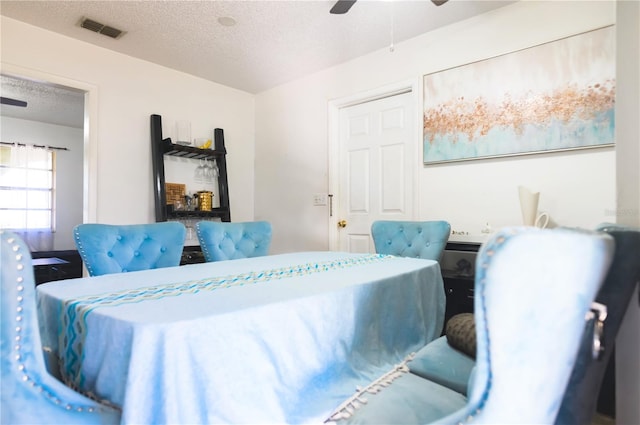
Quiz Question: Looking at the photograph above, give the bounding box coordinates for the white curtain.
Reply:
[2,144,55,252]
[12,229,54,252]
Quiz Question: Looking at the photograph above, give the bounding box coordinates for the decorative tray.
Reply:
[165,183,186,205]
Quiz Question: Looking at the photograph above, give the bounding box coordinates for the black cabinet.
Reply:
[150,114,231,223]
[32,250,83,285]
[440,241,480,330]
[180,246,206,265]
[442,272,475,324]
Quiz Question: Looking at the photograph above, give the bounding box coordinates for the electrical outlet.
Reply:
[313,193,327,206]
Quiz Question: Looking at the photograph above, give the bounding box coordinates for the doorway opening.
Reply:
[328,79,420,252]
[1,66,98,253]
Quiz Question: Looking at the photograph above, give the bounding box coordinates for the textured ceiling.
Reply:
[1,75,85,129]
[0,0,513,127]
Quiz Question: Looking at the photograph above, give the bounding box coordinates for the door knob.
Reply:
[338,220,347,228]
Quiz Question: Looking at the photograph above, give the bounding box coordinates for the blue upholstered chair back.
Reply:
[555,223,640,424]
[371,220,451,261]
[73,222,186,276]
[0,230,121,424]
[196,221,272,261]
[439,227,614,424]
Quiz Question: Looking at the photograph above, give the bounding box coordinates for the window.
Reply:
[0,145,55,230]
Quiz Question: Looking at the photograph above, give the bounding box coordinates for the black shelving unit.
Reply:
[150,114,231,223]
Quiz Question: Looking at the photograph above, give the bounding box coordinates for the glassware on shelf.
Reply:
[194,138,211,149]
[194,160,205,181]
[184,218,196,241]
[193,158,219,183]
[203,159,213,182]
[184,195,194,211]
[211,159,219,178]
[175,120,191,146]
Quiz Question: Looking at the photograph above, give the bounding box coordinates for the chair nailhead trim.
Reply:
[74,229,95,275]
[1,230,115,415]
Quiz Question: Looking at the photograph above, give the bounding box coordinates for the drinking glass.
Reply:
[185,218,196,241]
[176,120,191,145]
[203,159,213,183]
[211,159,220,178]
[194,160,205,181]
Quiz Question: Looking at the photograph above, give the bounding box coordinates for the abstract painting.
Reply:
[423,26,615,164]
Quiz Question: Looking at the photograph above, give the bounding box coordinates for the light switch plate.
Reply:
[313,193,327,206]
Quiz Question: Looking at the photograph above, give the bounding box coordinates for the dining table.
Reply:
[37,251,446,424]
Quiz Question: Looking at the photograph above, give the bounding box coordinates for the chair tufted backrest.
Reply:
[0,230,121,424]
[73,222,186,276]
[371,220,451,261]
[555,223,640,425]
[195,221,272,261]
[439,227,614,424]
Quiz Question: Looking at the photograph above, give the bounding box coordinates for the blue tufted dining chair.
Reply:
[0,230,121,424]
[371,220,451,261]
[436,227,615,424]
[554,223,640,424]
[326,227,615,424]
[73,222,186,276]
[196,221,272,261]
[373,224,639,425]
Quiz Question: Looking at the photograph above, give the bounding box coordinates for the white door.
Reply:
[336,91,415,253]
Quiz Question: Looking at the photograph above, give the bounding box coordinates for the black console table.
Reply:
[440,241,481,330]
[180,246,206,265]
[31,250,83,285]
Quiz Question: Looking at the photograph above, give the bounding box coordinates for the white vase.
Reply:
[518,186,540,226]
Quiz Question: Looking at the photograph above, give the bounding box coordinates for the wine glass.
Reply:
[184,218,196,241]
[211,159,220,179]
[203,158,214,183]
[194,159,205,181]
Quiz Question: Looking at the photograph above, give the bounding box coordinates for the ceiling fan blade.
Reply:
[431,0,449,5]
[330,0,357,14]
[0,97,27,107]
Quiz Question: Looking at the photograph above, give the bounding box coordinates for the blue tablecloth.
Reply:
[37,251,445,424]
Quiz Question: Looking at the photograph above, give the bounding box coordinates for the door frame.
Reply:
[327,78,421,251]
[1,63,99,224]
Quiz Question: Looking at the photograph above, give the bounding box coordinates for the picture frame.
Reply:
[423,26,615,165]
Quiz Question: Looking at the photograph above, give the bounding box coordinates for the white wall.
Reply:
[1,116,83,250]
[255,1,617,254]
[1,16,256,229]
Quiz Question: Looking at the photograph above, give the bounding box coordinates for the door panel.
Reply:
[337,91,415,253]
[380,143,405,213]
[349,115,370,136]
[347,234,371,254]
[381,106,404,130]
[348,149,370,213]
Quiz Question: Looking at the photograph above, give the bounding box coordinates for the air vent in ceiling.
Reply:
[80,17,124,39]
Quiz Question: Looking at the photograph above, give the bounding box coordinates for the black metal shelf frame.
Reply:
[151,114,231,222]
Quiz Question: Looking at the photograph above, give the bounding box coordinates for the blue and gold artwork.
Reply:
[423,26,615,164]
